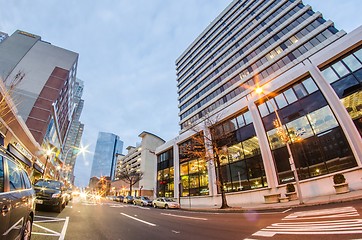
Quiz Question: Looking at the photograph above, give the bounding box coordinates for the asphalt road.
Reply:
[31,197,362,240]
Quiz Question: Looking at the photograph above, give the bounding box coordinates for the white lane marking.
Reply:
[252,207,362,237]
[32,215,69,238]
[3,217,23,236]
[161,213,208,221]
[59,217,69,240]
[284,206,358,220]
[282,208,292,213]
[120,213,157,226]
[172,230,180,234]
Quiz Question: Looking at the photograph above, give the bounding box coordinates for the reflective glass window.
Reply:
[236,115,245,127]
[7,159,25,191]
[286,116,314,142]
[227,143,244,162]
[242,137,260,158]
[258,102,269,117]
[332,61,350,77]
[322,67,339,83]
[307,106,339,135]
[293,83,308,99]
[275,93,288,109]
[303,77,319,94]
[342,55,362,72]
[284,88,298,104]
[353,48,362,62]
[244,111,253,125]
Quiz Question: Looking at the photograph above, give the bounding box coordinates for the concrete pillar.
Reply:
[305,59,362,166]
[248,100,279,190]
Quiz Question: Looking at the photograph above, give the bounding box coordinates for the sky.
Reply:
[0,0,361,187]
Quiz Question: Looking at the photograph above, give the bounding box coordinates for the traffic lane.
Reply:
[65,199,135,240]
[116,204,282,240]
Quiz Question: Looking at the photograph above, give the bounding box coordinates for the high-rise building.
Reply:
[0,30,79,156]
[90,132,124,182]
[112,131,165,197]
[156,0,362,207]
[63,79,85,184]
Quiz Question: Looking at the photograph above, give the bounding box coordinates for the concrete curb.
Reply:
[180,192,362,213]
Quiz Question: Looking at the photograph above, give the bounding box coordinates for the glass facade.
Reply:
[157,148,174,197]
[213,111,267,193]
[257,77,357,184]
[179,136,209,196]
[178,0,342,131]
[321,47,362,137]
[90,132,124,181]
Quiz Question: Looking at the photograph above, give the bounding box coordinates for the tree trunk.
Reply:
[129,181,133,196]
[215,154,229,209]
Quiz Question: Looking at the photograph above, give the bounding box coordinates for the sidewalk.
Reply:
[182,189,362,213]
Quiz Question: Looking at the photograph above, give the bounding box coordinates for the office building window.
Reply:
[258,77,357,184]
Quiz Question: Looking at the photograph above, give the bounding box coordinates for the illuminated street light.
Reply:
[42,146,54,178]
[255,86,304,204]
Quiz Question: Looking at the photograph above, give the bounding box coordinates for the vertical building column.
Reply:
[305,60,362,166]
[248,100,279,190]
[173,140,180,200]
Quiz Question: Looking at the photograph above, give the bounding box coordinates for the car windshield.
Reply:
[143,197,150,200]
[165,198,175,202]
[34,180,61,190]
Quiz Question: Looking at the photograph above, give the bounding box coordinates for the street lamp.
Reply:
[42,148,54,178]
[255,87,304,204]
[60,146,88,181]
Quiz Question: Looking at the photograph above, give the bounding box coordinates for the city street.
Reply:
[31,197,362,240]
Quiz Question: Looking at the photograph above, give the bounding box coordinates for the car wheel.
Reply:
[153,203,157,208]
[21,215,32,240]
[133,201,136,205]
[165,204,169,209]
[141,202,144,207]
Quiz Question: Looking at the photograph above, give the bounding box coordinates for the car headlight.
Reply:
[52,193,61,198]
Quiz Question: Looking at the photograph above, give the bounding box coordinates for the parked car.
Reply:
[133,196,152,206]
[123,195,134,204]
[152,197,180,209]
[33,179,68,213]
[115,195,124,202]
[0,150,35,240]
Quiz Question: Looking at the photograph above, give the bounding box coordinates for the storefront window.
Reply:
[214,116,267,193]
[261,77,357,183]
[307,106,339,135]
[156,148,174,197]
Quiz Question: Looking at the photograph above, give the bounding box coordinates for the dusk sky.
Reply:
[0,0,361,187]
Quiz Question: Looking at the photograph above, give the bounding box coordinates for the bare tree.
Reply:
[118,167,144,196]
[180,114,233,209]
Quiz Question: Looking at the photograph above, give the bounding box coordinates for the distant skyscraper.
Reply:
[90,132,123,182]
[0,30,79,154]
[63,79,85,183]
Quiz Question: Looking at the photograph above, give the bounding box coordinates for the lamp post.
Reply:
[255,87,304,204]
[42,148,53,178]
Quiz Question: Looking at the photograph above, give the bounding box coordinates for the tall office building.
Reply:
[156,0,362,207]
[0,30,79,156]
[90,132,124,182]
[63,79,85,183]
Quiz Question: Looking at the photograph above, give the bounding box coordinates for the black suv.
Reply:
[0,150,35,240]
[34,179,68,213]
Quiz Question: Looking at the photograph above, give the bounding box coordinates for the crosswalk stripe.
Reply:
[251,206,362,237]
